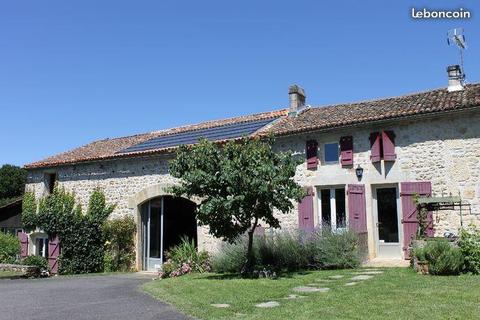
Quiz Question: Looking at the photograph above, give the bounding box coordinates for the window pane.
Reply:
[321,189,331,227]
[324,143,339,162]
[335,188,346,228]
[149,205,162,258]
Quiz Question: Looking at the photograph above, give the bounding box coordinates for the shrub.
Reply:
[458,225,480,274]
[212,240,247,273]
[311,229,361,269]
[0,232,20,264]
[103,216,136,272]
[160,237,211,278]
[212,229,360,274]
[422,240,464,275]
[22,255,48,271]
[22,187,115,274]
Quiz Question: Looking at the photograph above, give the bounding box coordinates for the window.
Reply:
[45,173,57,194]
[370,131,396,163]
[35,236,49,258]
[324,143,339,163]
[318,187,347,230]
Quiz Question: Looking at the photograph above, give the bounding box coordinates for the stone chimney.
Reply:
[447,65,465,92]
[288,84,306,116]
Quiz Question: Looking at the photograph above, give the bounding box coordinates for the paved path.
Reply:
[0,273,190,320]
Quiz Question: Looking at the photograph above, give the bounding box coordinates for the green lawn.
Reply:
[143,268,480,320]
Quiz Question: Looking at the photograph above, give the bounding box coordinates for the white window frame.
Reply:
[317,186,347,231]
[33,235,49,258]
[323,142,340,164]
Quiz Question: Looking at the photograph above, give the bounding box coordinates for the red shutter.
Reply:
[400,182,432,258]
[340,136,353,166]
[18,231,29,258]
[48,234,60,274]
[298,187,315,232]
[382,130,396,161]
[306,140,318,170]
[347,184,367,233]
[369,132,381,163]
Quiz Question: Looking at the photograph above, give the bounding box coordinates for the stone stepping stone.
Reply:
[293,286,330,293]
[283,294,305,300]
[350,275,373,281]
[255,301,280,308]
[211,303,230,308]
[345,282,357,286]
[315,278,332,282]
[307,283,319,286]
[358,271,383,275]
[328,275,344,279]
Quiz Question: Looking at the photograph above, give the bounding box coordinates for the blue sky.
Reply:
[1,1,478,166]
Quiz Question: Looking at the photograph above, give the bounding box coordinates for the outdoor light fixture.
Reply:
[355,165,364,180]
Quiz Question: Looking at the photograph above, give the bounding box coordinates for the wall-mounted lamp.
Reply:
[355,165,364,180]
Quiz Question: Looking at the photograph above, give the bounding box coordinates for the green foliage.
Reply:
[22,255,48,271]
[0,232,20,264]
[212,229,360,273]
[416,240,464,275]
[21,192,37,231]
[160,237,211,278]
[169,137,304,273]
[0,164,27,200]
[103,216,136,272]
[311,229,361,269]
[458,225,480,274]
[21,187,115,274]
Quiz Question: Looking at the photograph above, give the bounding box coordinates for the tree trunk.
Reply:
[241,219,258,277]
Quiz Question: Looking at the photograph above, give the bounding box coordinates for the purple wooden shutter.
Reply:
[306,140,318,170]
[347,184,367,233]
[400,182,432,258]
[298,187,315,232]
[48,234,60,274]
[18,231,29,258]
[369,132,381,163]
[340,136,353,166]
[382,131,396,161]
[254,224,265,236]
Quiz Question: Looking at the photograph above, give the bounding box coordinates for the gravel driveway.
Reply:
[0,273,190,320]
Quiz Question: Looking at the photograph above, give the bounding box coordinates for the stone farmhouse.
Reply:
[23,66,480,271]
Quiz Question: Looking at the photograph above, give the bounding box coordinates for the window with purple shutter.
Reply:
[48,234,60,274]
[347,184,367,233]
[382,131,396,161]
[298,187,315,232]
[340,136,353,166]
[400,182,432,258]
[18,231,29,258]
[369,132,381,163]
[306,140,318,170]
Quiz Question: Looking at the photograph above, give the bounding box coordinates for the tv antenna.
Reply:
[447,28,467,79]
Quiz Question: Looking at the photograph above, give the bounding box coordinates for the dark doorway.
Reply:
[141,196,197,271]
[162,196,197,258]
[376,188,399,243]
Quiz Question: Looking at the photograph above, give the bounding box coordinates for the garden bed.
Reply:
[143,268,480,320]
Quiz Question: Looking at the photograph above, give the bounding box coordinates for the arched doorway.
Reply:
[140,196,197,271]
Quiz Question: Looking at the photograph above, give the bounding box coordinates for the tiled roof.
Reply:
[25,84,480,169]
[25,109,287,168]
[268,83,480,136]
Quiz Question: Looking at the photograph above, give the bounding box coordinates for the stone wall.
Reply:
[26,111,480,261]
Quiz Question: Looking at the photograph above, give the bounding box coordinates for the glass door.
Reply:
[142,198,164,271]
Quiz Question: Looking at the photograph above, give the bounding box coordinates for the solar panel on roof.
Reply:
[117,117,277,154]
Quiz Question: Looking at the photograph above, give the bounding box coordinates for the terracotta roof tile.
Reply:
[268,84,480,136]
[25,109,287,168]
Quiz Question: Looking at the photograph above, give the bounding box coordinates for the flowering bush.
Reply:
[158,237,211,278]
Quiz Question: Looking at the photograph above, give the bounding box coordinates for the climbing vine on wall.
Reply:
[22,187,115,274]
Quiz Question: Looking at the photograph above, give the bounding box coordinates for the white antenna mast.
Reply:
[447,28,467,81]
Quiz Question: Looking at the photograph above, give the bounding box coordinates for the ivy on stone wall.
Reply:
[22,187,115,274]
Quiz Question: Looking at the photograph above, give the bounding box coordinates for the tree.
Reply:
[0,164,27,206]
[169,137,304,275]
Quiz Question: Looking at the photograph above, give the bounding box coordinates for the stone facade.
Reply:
[25,111,480,265]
